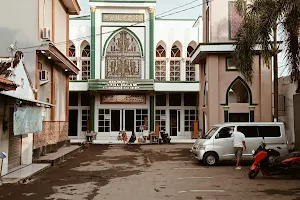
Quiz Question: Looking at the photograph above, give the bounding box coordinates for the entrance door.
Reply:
[124,110,134,132]
[68,110,78,136]
[111,110,121,132]
[170,110,180,136]
[8,108,21,170]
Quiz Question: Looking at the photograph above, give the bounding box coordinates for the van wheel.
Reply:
[203,152,218,166]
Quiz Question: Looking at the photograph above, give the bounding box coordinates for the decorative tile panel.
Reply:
[100,95,146,104]
[102,13,144,23]
[33,121,69,149]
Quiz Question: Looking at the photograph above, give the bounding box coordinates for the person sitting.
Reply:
[128,130,136,144]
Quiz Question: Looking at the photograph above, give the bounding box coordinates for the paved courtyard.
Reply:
[0,144,299,200]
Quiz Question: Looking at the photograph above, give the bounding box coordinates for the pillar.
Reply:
[149,7,155,132]
[91,7,96,79]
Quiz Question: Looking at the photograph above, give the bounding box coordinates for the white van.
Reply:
[190,122,289,166]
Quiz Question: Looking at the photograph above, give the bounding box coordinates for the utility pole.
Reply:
[273,26,278,122]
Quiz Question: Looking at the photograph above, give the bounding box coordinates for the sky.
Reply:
[76,0,289,77]
[77,0,201,19]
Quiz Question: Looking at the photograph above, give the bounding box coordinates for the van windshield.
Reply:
[204,126,219,139]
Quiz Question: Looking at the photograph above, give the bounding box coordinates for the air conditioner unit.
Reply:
[39,70,49,81]
[41,27,51,40]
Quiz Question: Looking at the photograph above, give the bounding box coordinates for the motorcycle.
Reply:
[248,139,300,179]
[159,130,171,144]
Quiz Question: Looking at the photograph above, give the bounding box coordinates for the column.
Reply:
[91,7,96,79]
[249,106,255,122]
[149,7,155,80]
[149,7,155,132]
[223,106,229,122]
[90,94,95,132]
[150,96,155,132]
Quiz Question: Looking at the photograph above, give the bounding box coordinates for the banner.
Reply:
[13,106,43,135]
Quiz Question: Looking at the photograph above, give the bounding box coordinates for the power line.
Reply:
[19,0,209,52]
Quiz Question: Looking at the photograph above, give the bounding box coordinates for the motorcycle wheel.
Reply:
[248,170,259,179]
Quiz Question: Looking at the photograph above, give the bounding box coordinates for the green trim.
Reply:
[155,81,200,83]
[150,96,155,131]
[224,110,229,122]
[149,11,154,79]
[70,15,91,20]
[221,76,257,106]
[90,96,95,132]
[225,56,238,71]
[155,18,197,21]
[250,110,255,122]
[90,0,156,2]
[70,80,88,82]
[102,27,144,57]
[91,11,96,79]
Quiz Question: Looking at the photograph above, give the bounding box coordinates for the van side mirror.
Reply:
[215,133,219,139]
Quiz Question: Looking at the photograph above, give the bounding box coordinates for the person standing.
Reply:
[231,127,246,169]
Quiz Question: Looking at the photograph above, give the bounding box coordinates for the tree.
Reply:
[233,0,300,121]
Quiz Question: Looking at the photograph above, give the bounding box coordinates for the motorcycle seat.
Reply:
[290,151,300,157]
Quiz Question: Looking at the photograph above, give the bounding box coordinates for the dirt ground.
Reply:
[0,144,299,200]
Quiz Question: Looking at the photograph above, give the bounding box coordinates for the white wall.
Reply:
[279,76,297,143]
[1,58,35,100]
[0,102,9,176]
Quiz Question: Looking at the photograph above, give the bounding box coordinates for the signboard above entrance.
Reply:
[88,79,154,91]
[102,13,144,23]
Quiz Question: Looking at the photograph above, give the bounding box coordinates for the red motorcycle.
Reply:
[249,140,300,179]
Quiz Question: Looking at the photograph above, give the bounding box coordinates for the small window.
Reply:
[69,92,78,106]
[184,93,197,106]
[156,94,166,106]
[226,57,237,71]
[169,93,181,106]
[217,126,234,139]
[258,126,281,138]
[81,92,90,106]
[237,126,259,138]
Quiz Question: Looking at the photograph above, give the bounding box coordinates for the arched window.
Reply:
[170,44,181,81]
[228,79,249,103]
[105,30,142,79]
[186,45,196,81]
[187,46,195,57]
[171,45,181,57]
[69,42,76,57]
[82,45,90,57]
[81,41,90,80]
[156,45,166,57]
[155,44,166,81]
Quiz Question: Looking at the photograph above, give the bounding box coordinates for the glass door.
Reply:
[111,110,121,132]
[123,110,135,132]
[170,110,179,136]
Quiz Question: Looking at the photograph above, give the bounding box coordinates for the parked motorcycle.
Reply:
[248,139,300,179]
[159,130,171,144]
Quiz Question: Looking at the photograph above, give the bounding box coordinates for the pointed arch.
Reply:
[81,40,90,57]
[187,41,197,57]
[102,27,143,57]
[69,41,76,57]
[156,41,166,57]
[104,29,143,79]
[171,41,182,57]
[223,76,255,105]
[188,40,197,49]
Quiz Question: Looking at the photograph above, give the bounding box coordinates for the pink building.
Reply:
[191,0,273,134]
